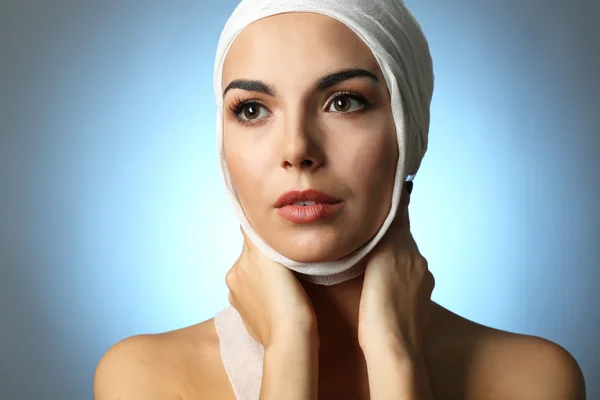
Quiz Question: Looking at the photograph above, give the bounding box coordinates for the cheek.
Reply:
[346,130,398,197]
[224,132,273,210]
[349,130,398,233]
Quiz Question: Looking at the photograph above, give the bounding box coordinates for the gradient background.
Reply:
[1,0,598,398]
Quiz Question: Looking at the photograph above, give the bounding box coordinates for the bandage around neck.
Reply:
[213,0,434,286]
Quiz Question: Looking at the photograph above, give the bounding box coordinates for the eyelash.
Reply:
[227,90,372,127]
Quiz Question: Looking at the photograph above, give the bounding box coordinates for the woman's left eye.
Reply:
[327,94,368,113]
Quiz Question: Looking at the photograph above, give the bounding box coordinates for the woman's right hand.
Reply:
[225,227,318,348]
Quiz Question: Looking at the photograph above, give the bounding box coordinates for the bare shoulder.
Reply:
[428,302,586,400]
[470,327,587,399]
[94,318,235,400]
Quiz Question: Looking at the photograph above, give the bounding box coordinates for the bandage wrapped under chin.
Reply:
[213,0,434,286]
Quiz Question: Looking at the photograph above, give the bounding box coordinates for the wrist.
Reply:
[360,330,419,360]
[261,329,320,400]
[268,324,320,351]
[362,345,433,400]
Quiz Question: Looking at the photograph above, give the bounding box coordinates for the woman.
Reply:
[94,1,586,399]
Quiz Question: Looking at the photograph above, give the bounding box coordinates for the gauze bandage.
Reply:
[213,0,434,286]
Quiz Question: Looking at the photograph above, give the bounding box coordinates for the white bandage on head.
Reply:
[214,0,434,285]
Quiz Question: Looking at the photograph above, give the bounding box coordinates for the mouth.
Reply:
[291,201,319,206]
[274,189,342,208]
[274,189,343,224]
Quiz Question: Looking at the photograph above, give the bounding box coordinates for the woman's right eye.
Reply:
[233,102,271,124]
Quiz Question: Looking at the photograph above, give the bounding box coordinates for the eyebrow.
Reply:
[222,68,380,99]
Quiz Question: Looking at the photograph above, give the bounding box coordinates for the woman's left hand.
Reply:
[357,182,435,359]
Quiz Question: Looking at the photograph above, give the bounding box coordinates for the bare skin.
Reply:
[94,12,586,400]
[94,295,585,399]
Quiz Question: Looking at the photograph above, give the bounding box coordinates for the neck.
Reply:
[299,261,369,386]
[300,261,366,352]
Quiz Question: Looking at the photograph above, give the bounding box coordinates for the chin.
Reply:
[282,248,337,263]
[265,229,362,263]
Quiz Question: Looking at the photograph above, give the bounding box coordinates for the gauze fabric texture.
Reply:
[214,0,434,286]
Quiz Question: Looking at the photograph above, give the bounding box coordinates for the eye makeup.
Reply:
[226,88,374,127]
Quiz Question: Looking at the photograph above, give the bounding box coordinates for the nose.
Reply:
[278,112,325,171]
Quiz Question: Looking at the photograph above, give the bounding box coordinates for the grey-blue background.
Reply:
[1,1,598,399]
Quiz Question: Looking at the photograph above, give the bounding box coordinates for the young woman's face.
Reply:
[222,12,399,263]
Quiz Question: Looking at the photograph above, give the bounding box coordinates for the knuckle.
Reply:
[426,270,435,290]
[225,268,236,288]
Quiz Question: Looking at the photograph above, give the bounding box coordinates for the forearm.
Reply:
[260,331,320,400]
[363,343,434,400]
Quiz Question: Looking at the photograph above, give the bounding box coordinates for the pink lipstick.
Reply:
[274,189,343,224]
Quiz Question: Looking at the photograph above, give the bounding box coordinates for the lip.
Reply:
[276,203,343,224]
[274,189,341,208]
[274,189,343,224]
